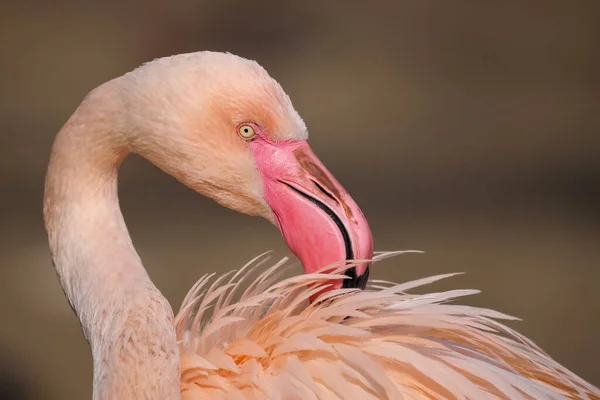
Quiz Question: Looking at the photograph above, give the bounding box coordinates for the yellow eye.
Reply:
[238,124,256,139]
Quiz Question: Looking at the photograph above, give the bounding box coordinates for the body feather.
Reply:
[176,252,599,400]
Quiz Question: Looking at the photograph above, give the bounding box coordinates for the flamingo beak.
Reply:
[250,140,374,296]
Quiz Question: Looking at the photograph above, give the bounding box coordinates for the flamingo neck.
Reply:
[43,88,180,399]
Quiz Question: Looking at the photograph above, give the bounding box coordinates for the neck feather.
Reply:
[44,85,180,399]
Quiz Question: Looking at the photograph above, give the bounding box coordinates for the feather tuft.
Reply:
[177,252,600,399]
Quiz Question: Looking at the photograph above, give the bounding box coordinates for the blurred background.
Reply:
[1,1,599,398]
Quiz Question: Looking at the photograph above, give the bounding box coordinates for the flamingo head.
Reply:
[123,52,373,294]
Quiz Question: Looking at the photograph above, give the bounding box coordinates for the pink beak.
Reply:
[250,140,373,296]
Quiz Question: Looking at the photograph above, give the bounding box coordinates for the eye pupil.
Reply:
[238,124,256,139]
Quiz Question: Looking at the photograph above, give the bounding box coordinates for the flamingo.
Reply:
[43,51,599,399]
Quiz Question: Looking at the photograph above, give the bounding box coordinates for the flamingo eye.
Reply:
[238,124,256,140]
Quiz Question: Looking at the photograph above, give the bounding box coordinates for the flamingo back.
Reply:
[175,252,600,400]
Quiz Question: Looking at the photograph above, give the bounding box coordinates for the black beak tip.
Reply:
[342,264,370,290]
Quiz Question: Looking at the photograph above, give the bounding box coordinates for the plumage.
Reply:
[177,252,600,400]
[42,51,599,399]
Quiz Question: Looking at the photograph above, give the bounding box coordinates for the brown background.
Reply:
[1,1,599,398]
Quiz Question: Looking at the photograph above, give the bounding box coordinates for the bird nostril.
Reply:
[310,179,338,204]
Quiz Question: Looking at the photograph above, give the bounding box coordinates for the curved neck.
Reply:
[44,88,180,399]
